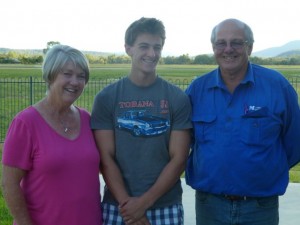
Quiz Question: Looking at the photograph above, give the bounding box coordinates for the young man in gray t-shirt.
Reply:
[91,17,192,225]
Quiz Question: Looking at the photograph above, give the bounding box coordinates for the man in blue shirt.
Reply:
[185,18,300,225]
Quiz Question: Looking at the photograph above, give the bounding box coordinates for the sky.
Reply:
[1,0,299,56]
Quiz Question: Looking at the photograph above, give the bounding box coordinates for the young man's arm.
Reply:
[119,129,191,223]
[94,130,150,225]
[94,130,130,204]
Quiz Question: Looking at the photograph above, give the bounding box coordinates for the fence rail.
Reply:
[1,76,300,143]
[0,77,192,143]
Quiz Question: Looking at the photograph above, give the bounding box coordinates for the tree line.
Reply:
[4,49,300,65]
[1,40,300,66]
[1,51,300,65]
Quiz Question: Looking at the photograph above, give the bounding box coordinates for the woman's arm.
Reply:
[1,165,33,225]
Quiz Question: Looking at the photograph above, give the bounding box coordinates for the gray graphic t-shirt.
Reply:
[91,76,192,208]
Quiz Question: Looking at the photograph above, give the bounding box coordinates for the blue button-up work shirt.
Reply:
[185,63,300,197]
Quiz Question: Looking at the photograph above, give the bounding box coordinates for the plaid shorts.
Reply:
[102,202,184,225]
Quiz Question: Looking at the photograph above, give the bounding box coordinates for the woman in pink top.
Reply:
[1,45,102,225]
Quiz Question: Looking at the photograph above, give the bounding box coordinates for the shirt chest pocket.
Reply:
[192,114,217,143]
[240,113,281,146]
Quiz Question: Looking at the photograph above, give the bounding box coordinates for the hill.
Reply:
[252,40,300,58]
[0,48,42,55]
[277,49,300,57]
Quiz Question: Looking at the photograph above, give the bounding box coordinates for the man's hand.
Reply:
[124,215,150,225]
[119,197,150,225]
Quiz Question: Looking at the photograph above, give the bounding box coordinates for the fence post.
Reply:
[30,76,33,105]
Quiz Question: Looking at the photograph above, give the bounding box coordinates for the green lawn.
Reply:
[1,64,300,223]
[1,63,300,78]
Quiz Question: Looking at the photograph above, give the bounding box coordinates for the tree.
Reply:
[43,41,60,54]
[177,54,191,64]
[193,54,215,65]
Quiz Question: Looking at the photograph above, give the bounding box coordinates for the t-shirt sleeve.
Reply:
[90,90,115,130]
[171,91,192,130]
[2,117,34,170]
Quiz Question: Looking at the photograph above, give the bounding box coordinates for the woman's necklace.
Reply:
[39,99,76,134]
[59,110,75,133]
[60,119,70,133]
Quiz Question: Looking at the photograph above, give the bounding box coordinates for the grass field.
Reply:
[1,63,300,78]
[1,64,300,223]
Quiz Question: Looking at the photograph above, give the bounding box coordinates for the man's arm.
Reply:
[119,129,191,222]
[94,130,130,204]
[94,130,150,225]
[1,165,33,225]
[282,85,300,167]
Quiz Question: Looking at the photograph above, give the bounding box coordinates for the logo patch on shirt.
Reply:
[244,105,268,117]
